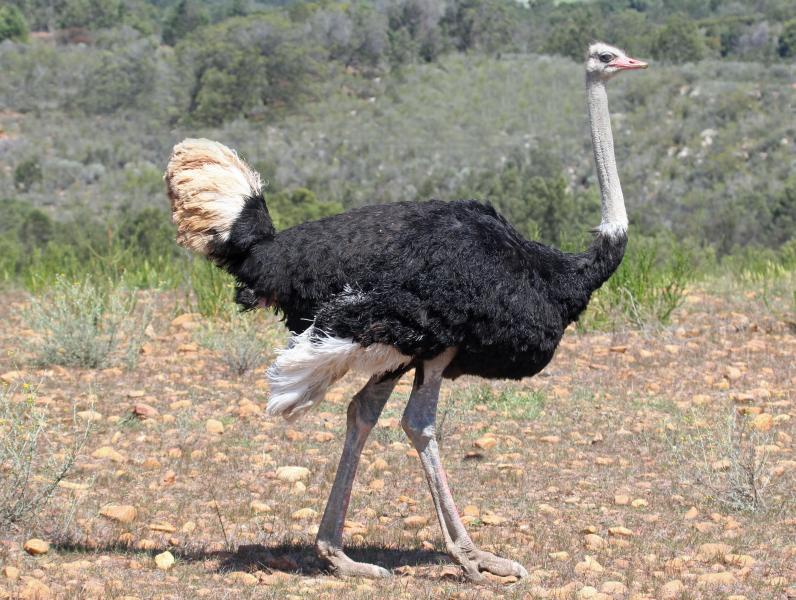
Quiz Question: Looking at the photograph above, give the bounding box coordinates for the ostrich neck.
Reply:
[587,77,627,237]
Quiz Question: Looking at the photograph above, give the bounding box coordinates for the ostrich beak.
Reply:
[611,56,648,70]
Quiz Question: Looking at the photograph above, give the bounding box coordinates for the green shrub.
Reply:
[14,158,43,192]
[24,276,151,369]
[197,308,283,376]
[585,237,693,329]
[0,4,28,42]
[0,382,90,528]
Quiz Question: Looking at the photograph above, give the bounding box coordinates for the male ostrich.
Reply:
[165,43,647,581]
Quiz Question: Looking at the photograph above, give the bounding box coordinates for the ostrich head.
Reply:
[586,42,648,80]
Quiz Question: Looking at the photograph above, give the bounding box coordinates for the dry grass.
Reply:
[0,285,794,599]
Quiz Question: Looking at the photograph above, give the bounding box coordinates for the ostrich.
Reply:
[164,43,647,581]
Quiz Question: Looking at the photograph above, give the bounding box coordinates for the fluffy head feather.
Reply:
[164,138,262,256]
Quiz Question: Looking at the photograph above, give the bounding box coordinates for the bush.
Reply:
[668,410,792,513]
[651,14,707,63]
[14,158,43,192]
[585,237,693,329]
[197,307,283,376]
[0,382,90,528]
[24,276,151,369]
[0,4,28,42]
[777,18,796,58]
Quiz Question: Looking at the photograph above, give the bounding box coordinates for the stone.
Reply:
[659,580,684,599]
[148,522,176,533]
[250,500,271,513]
[226,571,257,586]
[750,413,773,432]
[724,553,755,568]
[23,539,49,556]
[584,534,606,551]
[684,506,699,519]
[1,370,25,384]
[614,494,630,506]
[608,526,633,537]
[474,435,498,450]
[481,513,507,525]
[3,566,20,580]
[574,555,604,575]
[276,466,310,482]
[403,515,428,529]
[696,542,732,562]
[291,508,317,520]
[99,504,137,524]
[19,577,51,600]
[697,571,735,587]
[92,446,126,462]
[132,403,159,419]
[600,581,627,595]
[155,551,175,570]
[549,551,570,561]
[205,419,224,434]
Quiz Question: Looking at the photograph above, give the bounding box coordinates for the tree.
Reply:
[162,0,209,46]
[651,14,706,63]
[778,18,796,58]
[0,4,28,42]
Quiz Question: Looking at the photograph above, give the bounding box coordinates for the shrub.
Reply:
[585,238,693,328]
[0,4,28,42]
[668,410,792,513]
[14,158,43,192]
[0,382,90,528]
[197,307,283,376]
[24,276,150,369]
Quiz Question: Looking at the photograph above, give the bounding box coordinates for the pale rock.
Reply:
[226,571,257,586]
[608,526,633,537]
[19,577,51,600]
[291,508,317,520]
[481,512,507,525]
[154,550,175,570]
[23,539,49,556]
[549,551,570,561]
[584,534,606,551]
[475,435,498,450]
[697,571,735,587]
[92,446,126,462]
[403,515,428,529]
[3,565,20,580]
[99,504,137,524]
[614,494,630,506]
[659,580,684,599]
[132,403,159,419]
[276,466,310,482]
[250,500,271,513]
[696,542,732,562]
[600,581,627,595]
[574,555,604,575]
[205,419,224,434]
[751,413,773,432]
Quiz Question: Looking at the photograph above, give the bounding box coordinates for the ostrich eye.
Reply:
[599,53,614,64]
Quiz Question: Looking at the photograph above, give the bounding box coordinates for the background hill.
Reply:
[1,0,795,284]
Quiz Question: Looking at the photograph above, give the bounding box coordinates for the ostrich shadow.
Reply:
[51,539,451,578]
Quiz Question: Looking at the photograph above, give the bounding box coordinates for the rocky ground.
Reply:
[0,284,794,600]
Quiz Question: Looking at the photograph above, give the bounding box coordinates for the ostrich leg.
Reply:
[401,350,528,582]
[315,373,400,578]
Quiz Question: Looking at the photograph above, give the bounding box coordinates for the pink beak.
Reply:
[610,56,648,70]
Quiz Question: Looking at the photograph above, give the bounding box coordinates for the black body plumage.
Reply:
[212,196,626,381]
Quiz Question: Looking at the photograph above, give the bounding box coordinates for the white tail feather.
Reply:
[267,328,411,421]
[165,138,261,255]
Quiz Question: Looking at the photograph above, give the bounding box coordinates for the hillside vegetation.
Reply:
[0,0,795,289]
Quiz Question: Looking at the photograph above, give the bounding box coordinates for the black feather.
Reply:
[212,198,626,380]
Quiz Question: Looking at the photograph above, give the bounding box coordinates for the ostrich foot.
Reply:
[471,549,528,579]
[450,545,528,582]
[316,543,391,579]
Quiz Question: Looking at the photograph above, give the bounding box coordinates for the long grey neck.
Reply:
[587,76,627,238]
